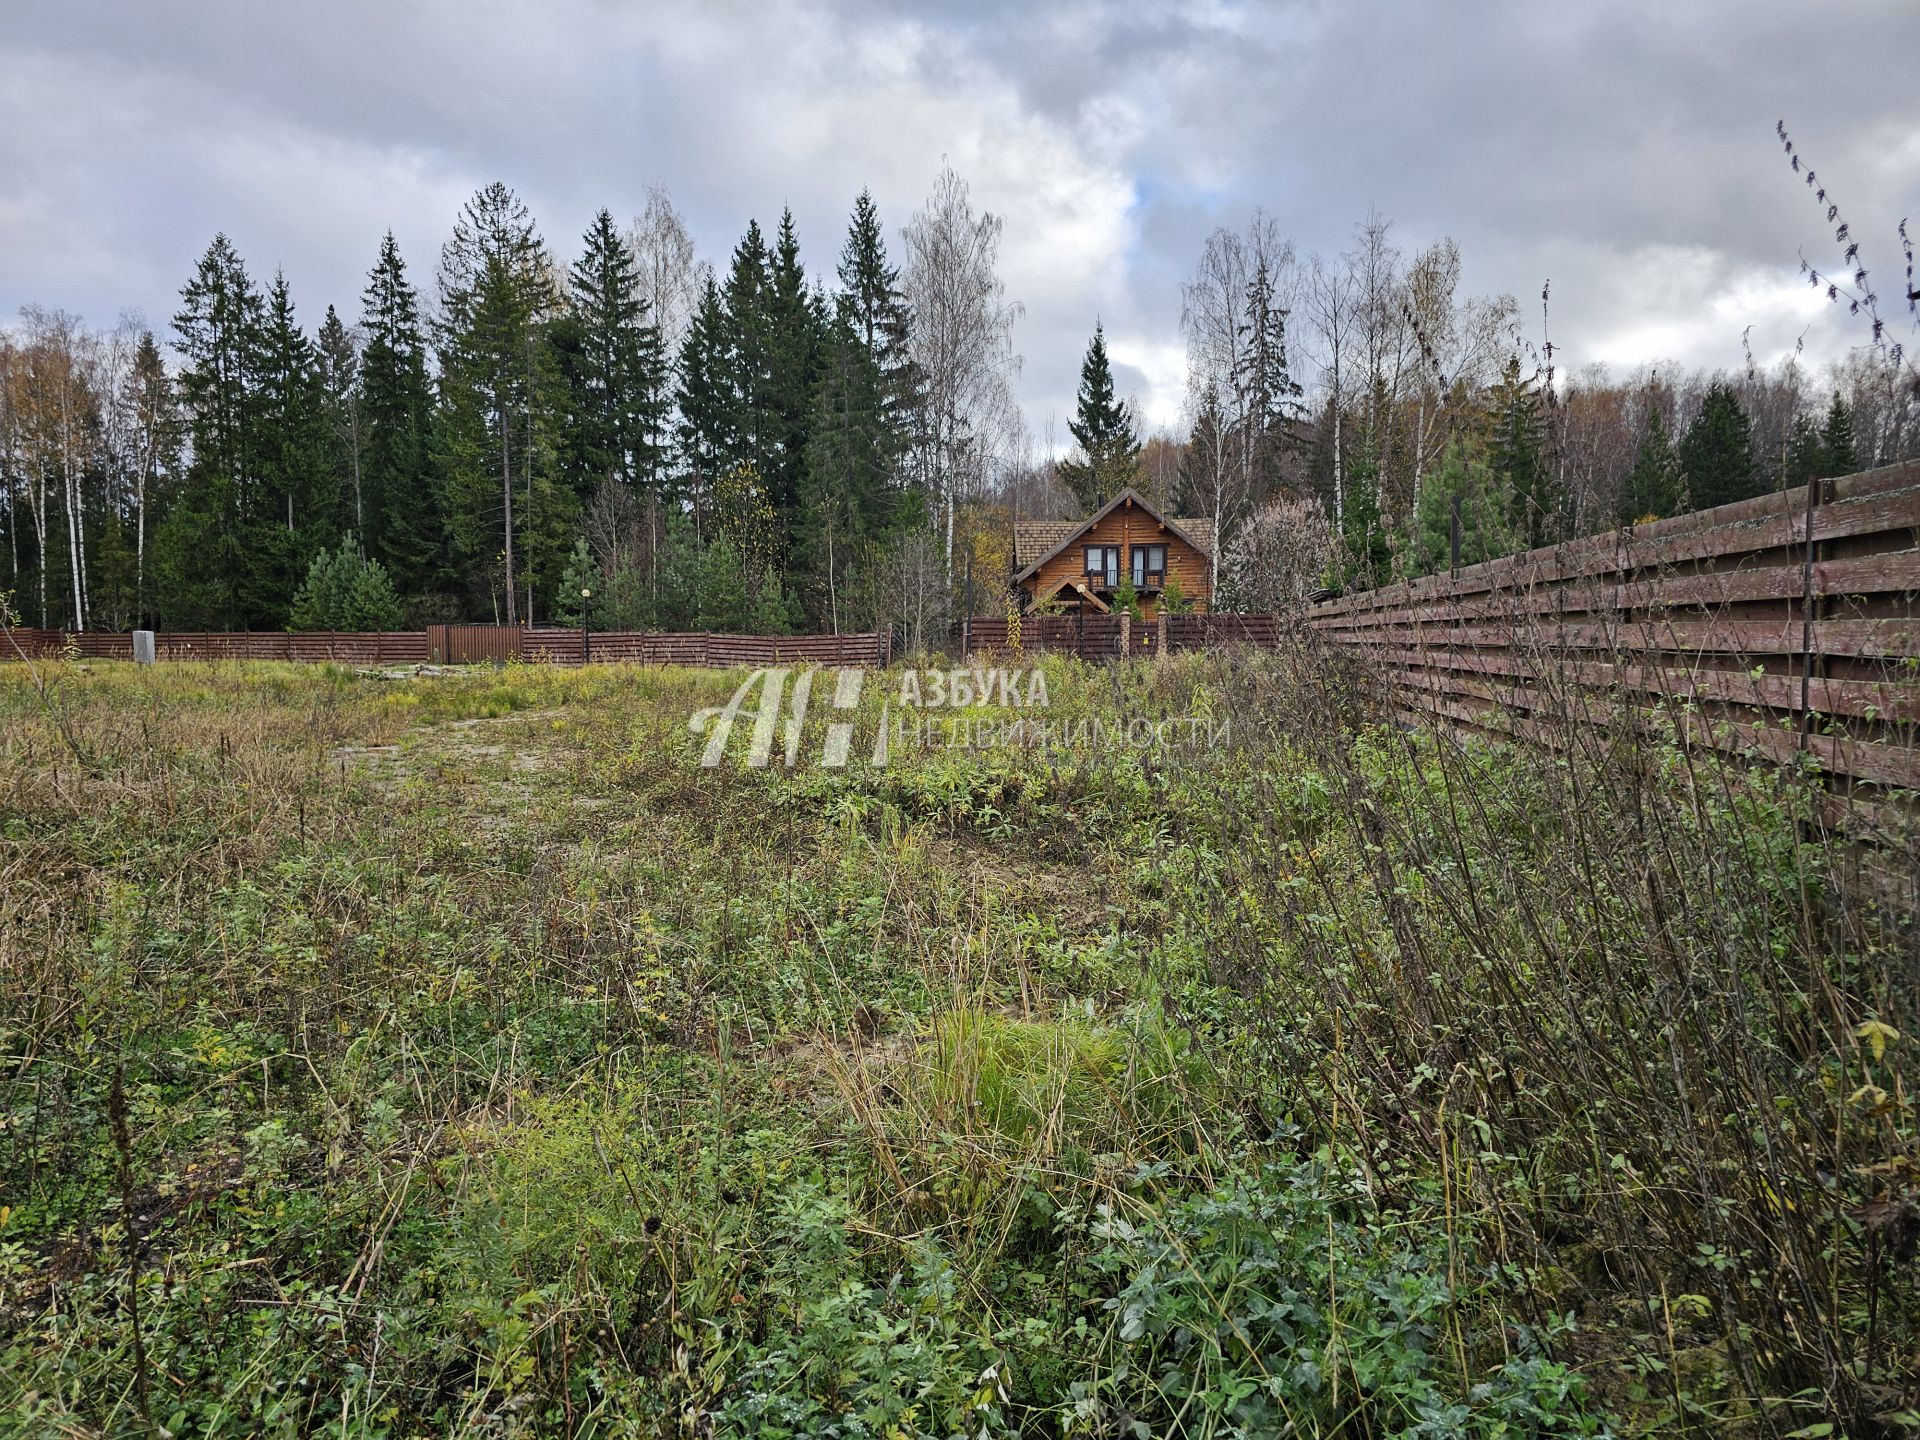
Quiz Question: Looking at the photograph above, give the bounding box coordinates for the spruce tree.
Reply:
[1340,446,1391,589]
[433,182,570,621]
[155,233,266,628]
[1785,411,1825,492]
[1232,256,1303,499]
[1177,382,1228,516]
[797,310,894,629]
[675,276,731,521]
[1057,323,1141,511]
[1621,406,1684,522]
[315,305,364,539]
[717,220,777,478]
[1678,380,1757,512]
[252,271,338,620]
[124,327,181,625]
[1822,392,1858,475]
[764,209,824,537]
[358,231,439,596]
[837,191,921,444]
[1487,356,1550,548]
[564,208,668,502]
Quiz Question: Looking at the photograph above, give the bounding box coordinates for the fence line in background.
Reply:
[3,627,894,669]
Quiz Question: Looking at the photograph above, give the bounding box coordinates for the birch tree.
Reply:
[629,185,709,357]
[1301,255,1358,529]
[900,164,1022,576]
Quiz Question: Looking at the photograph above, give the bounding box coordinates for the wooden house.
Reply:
[1011,489,1216,618]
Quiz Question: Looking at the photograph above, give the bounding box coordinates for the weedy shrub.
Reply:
[1185,628,1919,1435]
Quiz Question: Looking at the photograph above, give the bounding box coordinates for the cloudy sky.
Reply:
[5,0,1916,440]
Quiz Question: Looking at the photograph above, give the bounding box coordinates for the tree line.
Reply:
[0,170,1021,638]
[1036,208,1919,609]
[6,181,1916,637]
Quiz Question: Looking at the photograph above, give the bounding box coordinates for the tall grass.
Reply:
[0,649,1911,1436]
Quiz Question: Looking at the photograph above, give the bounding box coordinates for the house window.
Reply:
[1084,545,1120,587]
[1131,544,1167,587]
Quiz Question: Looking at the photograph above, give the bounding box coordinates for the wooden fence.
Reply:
[956,462,1918,816]
[522,629,893,667]
[963,611,1283,657]
[4,626,894,670]
[964,614,1129,658]
[6,630,432,663]
[1303,459,1920,804]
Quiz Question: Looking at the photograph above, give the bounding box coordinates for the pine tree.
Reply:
[1678,380,1757,512]
[289,542,405,631]
[1232,256,1303,499]
[155,233,266,627]
[358,231,439,596]
[1487,356,1550,548]
[1057,323,1141,511]
[564,208,668,502]
[1621,405,1684,522]
[1407,439,1514,576]
[1822,392,1858,475]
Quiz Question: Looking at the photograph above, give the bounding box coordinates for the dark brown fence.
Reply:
[523,629,893,667]
[4,626,893,669]
[1166,614,1282,649]
[427,624,522,663]
[7,630,433,663]
[1304,460,1920,803]
[965,614,1127,658]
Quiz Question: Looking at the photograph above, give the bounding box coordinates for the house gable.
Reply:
[1011,490,1214,617]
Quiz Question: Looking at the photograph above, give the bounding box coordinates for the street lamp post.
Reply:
[580,587,592,665]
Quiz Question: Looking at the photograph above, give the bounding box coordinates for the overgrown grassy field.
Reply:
[1,646,1913,1438]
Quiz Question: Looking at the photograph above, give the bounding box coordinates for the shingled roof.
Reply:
[1011,492,1216,580]
[1012,521,1083,568]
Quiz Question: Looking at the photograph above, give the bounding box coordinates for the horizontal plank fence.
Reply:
[965,614,1127,658]
[522,629,892,667]
[4,626,893,669]
[963,612,1283,657]
[1303,459,1920,816]
[1166,614,1282,649]
[6,630,432,664]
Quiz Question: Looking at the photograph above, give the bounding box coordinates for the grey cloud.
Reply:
[3,0,1915,441]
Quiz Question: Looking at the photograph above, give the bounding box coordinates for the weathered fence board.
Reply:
[1303,461,1920,806]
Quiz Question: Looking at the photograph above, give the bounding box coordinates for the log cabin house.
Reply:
[1011,489,1215,619]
